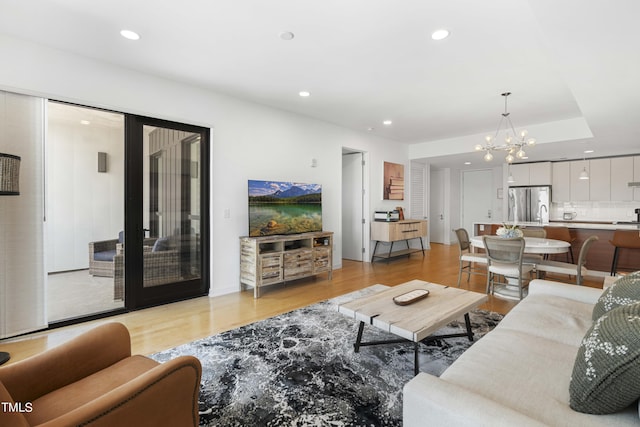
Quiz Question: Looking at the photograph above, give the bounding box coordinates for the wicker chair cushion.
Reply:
[152,237,171,252]
[93,249,116,261]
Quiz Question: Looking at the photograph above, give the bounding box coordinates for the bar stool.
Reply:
[543,226,576,263]
[609,230,640,275]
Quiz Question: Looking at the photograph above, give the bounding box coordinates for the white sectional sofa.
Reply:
[403,279,639,426]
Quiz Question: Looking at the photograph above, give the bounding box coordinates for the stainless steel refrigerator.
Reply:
[507,185,551,224]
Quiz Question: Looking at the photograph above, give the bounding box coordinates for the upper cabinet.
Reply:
[529,162,552,186]
[589,158,610,201]
[570,160,590,201]
[509,163,530,185]
[552,162,570,202]
[539,156,640,202]
[508,162,551,187]
[611,157,634,201]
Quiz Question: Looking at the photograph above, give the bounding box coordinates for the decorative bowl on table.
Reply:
[496,224,523,238]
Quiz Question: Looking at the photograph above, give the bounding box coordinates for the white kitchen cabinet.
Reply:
[529,162,552,185]
[589,158,610,201]
[611,157,634,201]
[570,160,590,201]
[552,162,570,202]
[508,162,552,187]
[508,163,530,186]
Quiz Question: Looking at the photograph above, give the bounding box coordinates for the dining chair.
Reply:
[520,228,546,265]
[483,236,533,300]
[543,226,576,263]
[609,230,640,275]
[454,228,487,287]
[521,228,546,238]
[535,235,598,286]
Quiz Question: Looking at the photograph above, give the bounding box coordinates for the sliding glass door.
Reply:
[124,116,209,309]
[46,102,209,322]
[46,101,126,323]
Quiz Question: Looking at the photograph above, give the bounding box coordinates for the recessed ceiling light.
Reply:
[279,31,295,41]
[383,120,393,126]
[431,29,450,41]
[464,161,471,165]
[80,120,91,125]
[299,91,310,97]
[120,29,140,40]
[584,149,594,154]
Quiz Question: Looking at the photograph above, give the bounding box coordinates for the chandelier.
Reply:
[474,92,536,162]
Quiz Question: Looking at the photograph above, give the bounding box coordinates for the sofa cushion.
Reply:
[440,328,593,425]
[570,302,640,414]
[495,292,594,347]
[592,271,640,321]
[93,249,116,262]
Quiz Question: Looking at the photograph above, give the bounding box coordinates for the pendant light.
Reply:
[475,92,536,163]
[579,153,589,180]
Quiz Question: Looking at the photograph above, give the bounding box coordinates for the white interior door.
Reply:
[429,169,445,243]
[462,169,493,236]
[342,151,363,261]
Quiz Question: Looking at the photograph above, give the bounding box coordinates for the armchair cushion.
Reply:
[0,323,201,427]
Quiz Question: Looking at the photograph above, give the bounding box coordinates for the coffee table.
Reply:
[338,280,488,375]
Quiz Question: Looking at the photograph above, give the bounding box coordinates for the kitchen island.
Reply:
[473,221,640,275]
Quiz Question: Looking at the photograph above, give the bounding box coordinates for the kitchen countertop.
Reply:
[473,221,640,231]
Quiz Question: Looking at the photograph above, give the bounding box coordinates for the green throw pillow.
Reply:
[592,271,640,321]
[570,302,640,414]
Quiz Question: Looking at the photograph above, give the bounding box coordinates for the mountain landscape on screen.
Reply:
[248,180,322,236]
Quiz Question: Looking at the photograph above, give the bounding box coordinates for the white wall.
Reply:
[0,35,409,297]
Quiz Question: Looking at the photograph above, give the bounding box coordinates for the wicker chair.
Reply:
[89,235,157,278]
[88,238,120,277]
[113,247,181,300]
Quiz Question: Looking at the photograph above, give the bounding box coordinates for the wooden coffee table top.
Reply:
[338,280,488,342]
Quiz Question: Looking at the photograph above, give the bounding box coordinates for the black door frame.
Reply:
[124,115,210,309]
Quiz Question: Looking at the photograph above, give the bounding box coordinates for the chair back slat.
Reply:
[483,236,525,264]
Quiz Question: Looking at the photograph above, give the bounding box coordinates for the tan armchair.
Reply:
[0,323,201,427]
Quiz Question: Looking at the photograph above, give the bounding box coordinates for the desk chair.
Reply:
[536,235,598,286]
[454,228,487,287]
[483,236,533,300]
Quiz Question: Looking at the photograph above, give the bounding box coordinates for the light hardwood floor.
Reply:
[1,242,603,365]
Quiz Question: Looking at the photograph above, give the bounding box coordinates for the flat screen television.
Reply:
[248,180,322,237]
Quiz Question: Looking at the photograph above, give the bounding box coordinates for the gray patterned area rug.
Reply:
[151,285,502,426]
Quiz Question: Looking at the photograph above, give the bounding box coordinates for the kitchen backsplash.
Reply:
[550,201,640,222]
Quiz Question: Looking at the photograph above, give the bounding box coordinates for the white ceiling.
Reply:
[1,0,639,169]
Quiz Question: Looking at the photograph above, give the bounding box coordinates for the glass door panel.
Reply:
[46,101,125,322]
[125,116,209,309]
[142,126,200,287]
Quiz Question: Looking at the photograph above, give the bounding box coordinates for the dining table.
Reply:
[469,235,571,300]
[469,236,571,255]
